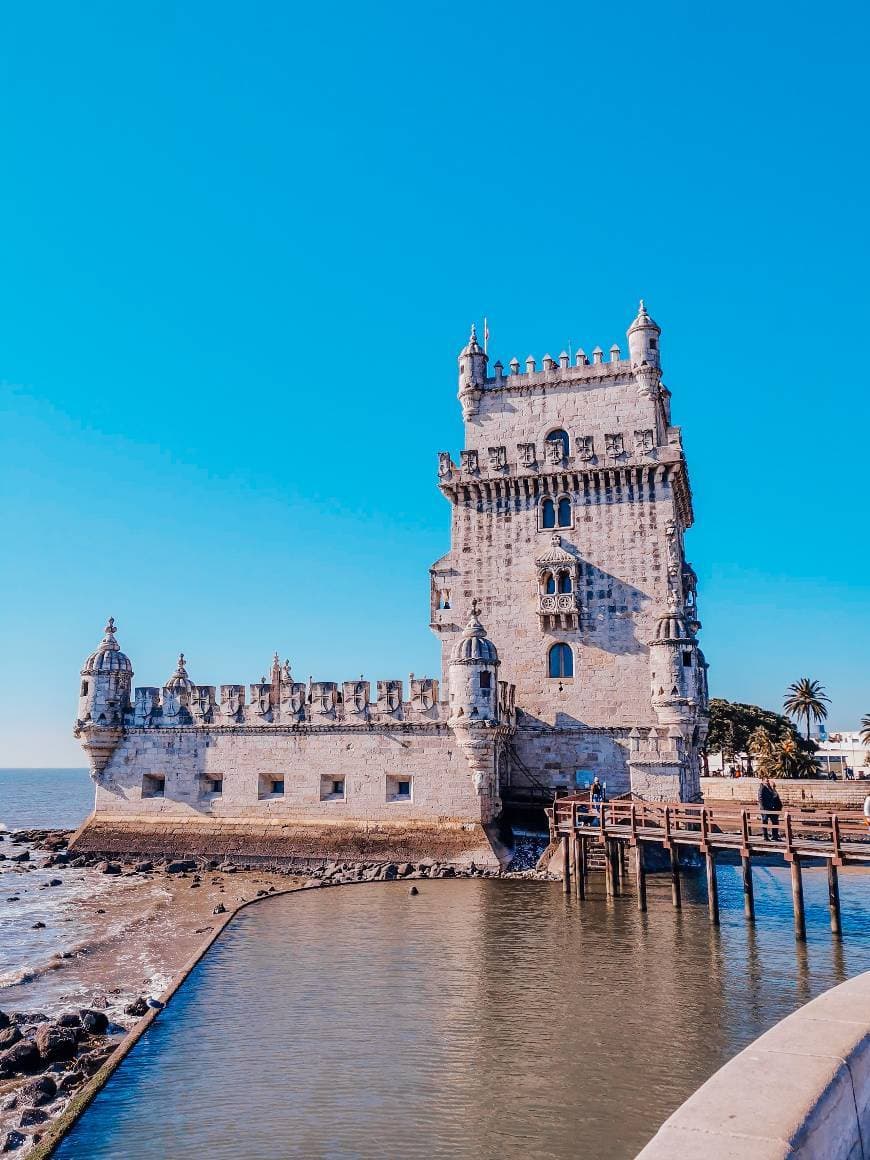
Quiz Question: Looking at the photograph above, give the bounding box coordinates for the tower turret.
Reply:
[163,653,196,722]
[447,602,500,724]
[648,601,702,731]
[457,324,488,419]
[75,618,133,776]
[627,299,661,370]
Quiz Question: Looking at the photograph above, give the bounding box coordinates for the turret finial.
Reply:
[470,597,480,617]
[177,652,187,672]
[639,298,646,314]
[104,617,116,637]
[470,323,477,342]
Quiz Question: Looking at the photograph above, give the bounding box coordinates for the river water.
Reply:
[54,866,870,1160]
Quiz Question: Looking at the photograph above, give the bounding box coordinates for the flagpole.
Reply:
[483,316,489,355]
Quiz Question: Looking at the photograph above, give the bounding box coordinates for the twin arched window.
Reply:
[543,571,572,595]
[541,496,572,530]
[548,643,573,678]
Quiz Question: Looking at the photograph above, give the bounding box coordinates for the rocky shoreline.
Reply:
[0,827,553,1152]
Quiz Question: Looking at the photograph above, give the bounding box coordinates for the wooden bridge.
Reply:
[548,794,870,940]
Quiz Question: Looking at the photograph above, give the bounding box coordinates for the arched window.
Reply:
[544,573,556,594]
[557,571,572,594]
[541,498,556,529]
[546,429,570,457]
[557,497,572,527]
[548,643,573,678]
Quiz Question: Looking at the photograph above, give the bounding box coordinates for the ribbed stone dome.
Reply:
[165,653,195,692]
[627,299,660,335]
[451,606,499,664]
[654,608,692,642]
[81,618,133,676]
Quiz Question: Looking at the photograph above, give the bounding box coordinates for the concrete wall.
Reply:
[638,971,870,1159]
[701,777,870,810]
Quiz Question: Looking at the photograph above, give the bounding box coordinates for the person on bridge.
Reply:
[758,777,783,842]
[590,777,605,805]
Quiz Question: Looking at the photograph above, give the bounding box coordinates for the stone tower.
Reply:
[75,618,133,776]
[431,304,708,800]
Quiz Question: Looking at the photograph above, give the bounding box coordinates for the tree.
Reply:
[749,730,819,779]
[783,678,831,741]
[860,714,870,749]
[708,699,807,758]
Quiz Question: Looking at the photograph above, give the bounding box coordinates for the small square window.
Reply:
[142,774,165,799]
[682,651,693,667]
[386,775,412,802]
[80,681,89,697]
[210,778,223,794]
[479,671,491,691]
[320,775,345,801]
[272,779,285,795]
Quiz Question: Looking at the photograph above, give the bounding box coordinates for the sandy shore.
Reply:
[0,830,304,1153]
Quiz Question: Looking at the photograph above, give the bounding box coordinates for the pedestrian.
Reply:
[590,777,605,805]
[863,793,870,830]
[758,776,783,842]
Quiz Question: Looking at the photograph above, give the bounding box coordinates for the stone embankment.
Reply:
[638,970,870,1159]
[701,777,870,810]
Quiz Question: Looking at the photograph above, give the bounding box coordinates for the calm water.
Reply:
[0,768,92,829]
[56,868,870,1160]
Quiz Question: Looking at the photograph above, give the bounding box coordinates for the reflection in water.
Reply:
[56,865,870,1160]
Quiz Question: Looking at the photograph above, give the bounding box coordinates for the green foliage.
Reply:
[707,699,808,758]
[860,713,870,749]
[783,678,830,741]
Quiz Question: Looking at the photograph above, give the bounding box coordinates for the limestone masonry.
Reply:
[72,303,709,865]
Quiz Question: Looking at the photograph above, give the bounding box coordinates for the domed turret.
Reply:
[75,618,133,777]
[165,653,195,693]
[648,600,701,729]
[163,653,195,721]
[448,602,500,724]
[457,324,488,419]
[627,299,661,370]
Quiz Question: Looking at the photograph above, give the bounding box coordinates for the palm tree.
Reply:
[860,713,870,749]
[783,678,830,741]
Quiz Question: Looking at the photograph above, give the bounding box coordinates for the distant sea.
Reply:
[0,768,93,830]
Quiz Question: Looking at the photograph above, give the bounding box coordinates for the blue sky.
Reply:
[1,0,868,765]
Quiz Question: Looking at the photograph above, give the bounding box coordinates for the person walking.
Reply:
[758,777,783,842]
[590,777,605,804]
[863,793,870,829]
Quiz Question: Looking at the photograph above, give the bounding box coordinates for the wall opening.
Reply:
[320,776,346,802]
[548,643,573,679]
[387,775,412,802]
[142,774,165,799]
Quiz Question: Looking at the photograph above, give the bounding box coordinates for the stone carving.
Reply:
[460,449,479,473]
[576,435,594,460]
[193,686,215,722]
[438,451,452,478]
[517,442,536,467]
[664,519,680,577]
[411,677,438,713]
[634,429,655,453]
[251,681,271,718]
[487,445,507,470]
[377,680,403,715]
[220,685,245,720]
[605,433,625,456]
[544,439,564,465]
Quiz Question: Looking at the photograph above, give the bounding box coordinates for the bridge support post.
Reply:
[741,854,755,921]
[634,843,647,912]
[828,861,841,937]
[791,855,806,941]
[604,840,615,897]
[705,848,719,926]
[669,846,681,909]
[560,833,571,895]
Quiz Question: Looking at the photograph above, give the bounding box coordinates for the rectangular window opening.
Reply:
[320,775,345,802]
[210,778,223,794]
[682,651,693,667]
[387,775,413,803]
[142,774,165,799]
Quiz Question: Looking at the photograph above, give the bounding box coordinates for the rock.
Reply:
[0,1040,39,1075]
[1,1096,16,1112]
[408,885,419,896]
[255,889,268,897]
[10,852,29,863]
[189,881,200,889]
[56,1012,81,1029]
[0,1027,22,1051]
[2,1131,26,1152]
[79,1009,108,1034]
[79,1049,112,1077]
[89,994,109,1010]
[11,1014,47,1026]
[5,897,19,903]
[213,903,226,914]
[35,1024,78,1062]
[57,1070,86,1093]
[397,863,411,877]
[96,861,121,875]
[124,998,148,1018]
[31,922,46,930]
[47,878,62,887]
[166,860,196,874]
[134,861,153,873]
[20,1076,57,1106]
[18,1107,48,1128]
[0,1011,9,1031]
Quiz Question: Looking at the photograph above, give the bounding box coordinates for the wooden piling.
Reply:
[561,832,571,895]
[741,854,755,921]
[791,855,806,941]
[705,849,719,925]
[604,839,615,897]
[634,842,647,912]
[669,845,682,908]
[828,860,841,937]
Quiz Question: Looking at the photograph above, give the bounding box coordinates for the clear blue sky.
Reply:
[1,0,868,765]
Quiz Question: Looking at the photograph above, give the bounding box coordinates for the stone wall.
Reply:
[701,777,870,810]
[638,971,870,1159]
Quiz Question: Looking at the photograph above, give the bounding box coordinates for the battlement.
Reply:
[128,673,517,729]
[486,347,633,390]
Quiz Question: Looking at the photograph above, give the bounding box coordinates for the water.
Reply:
[55,867,870,1160]
[0,768,92,830]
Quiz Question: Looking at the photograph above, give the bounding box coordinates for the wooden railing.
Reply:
[547,794,869,941]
